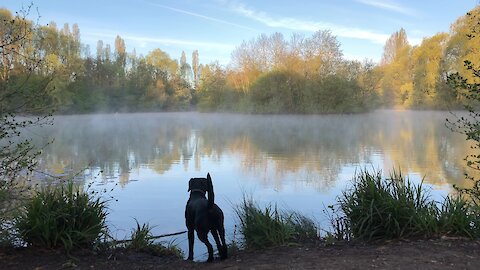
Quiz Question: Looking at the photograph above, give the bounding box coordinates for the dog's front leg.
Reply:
[187,229,195,260]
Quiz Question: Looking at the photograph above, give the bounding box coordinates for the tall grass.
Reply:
[16,181,108,251]
[339,170,438,240]
[439,195,480,238]
[127,219,155,251]
[235,197,317,249]
[337,169,480,241]
[123,219,183,258]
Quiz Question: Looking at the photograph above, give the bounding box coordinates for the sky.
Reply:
[1,0,478,65]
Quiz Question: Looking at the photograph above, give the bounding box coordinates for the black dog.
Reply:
[185,173,227,262]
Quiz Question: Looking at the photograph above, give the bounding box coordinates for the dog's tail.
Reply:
[207,173,214,208]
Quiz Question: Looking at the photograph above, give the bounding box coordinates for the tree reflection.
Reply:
[31,111,472,191]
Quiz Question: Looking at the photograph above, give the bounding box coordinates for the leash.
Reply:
[112,230,187,244]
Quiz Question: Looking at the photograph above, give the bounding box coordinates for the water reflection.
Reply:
[31,110,471,190]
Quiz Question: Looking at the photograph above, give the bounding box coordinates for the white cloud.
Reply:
[354,0,418,17]
[86,30,235,51]
[148,3,258,32]
[232,3,390,44]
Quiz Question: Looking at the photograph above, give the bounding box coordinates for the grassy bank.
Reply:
[233,170,480,250]
[1,169,480,265]
[1,180,182,260]
[234,196,318,249]
[337,170,480,240]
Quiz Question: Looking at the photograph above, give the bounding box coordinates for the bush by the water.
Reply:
[235,197,317,249]
[438,195,480,238]
[337,170,480,241]
[16,181,108,251]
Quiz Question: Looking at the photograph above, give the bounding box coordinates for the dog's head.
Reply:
[188,173,213,195]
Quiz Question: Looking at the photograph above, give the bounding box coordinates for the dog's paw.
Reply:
[220,246,228,260]
[206,256,214,263]
[186,256,193,261]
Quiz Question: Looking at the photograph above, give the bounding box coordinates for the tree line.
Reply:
[1,6,479,114]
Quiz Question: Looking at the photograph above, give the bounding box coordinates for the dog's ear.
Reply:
[207,173,211,181]
[188,178,193,192]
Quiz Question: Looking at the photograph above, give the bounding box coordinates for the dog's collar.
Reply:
[190,189,206,195]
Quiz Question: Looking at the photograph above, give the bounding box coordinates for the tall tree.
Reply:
[446,7,480,204]
[145,48,177,80]
[379,29,412,106]
[179,50,192,83]
[381,28,409,65]
[114,35,126,69]
[192,50,199,89]
[409,33,448,108]
[96,40,103,61]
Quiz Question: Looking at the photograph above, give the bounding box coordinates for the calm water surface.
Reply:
[30,110,470,258]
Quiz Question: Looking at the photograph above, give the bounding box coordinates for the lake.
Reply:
[29,110,471,259]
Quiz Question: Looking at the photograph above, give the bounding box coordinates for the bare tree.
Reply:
[0,4,53,243]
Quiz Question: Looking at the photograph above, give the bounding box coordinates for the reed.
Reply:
[438,195,480,238]
[16,181,107,251]
[235,196,317,249]
[124,219,183,258]
[338,170,438,240]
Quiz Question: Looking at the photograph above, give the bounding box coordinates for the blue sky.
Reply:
[1,0,478,65]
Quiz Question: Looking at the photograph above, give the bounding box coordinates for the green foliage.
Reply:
[339,170,438,240]
[446,8,480,206]
[123,220,183,258]
[324,206,351,242]
[197,63,241,112]
[5,6,480,114]
[438,195,480,238]
[16,181,108,251]
[249,70,305,113]
[126,219,155,251]
[235,197,317,249]
[1,5,54,246]
[338,170,480,241]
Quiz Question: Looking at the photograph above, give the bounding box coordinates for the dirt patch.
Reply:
[1,239,480,269]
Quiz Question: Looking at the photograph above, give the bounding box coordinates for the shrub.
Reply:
[124,220,183,258]
[438,195,480,238]
[339,170,438,240]
[16,181,107,251]
[235,197,317,249]
[337,169,480,241]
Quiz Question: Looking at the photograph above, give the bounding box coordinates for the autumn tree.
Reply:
[409,33,448,108]
[381,28,409,65]
[378,28,412,107]
[447,7,480,204]
[197,62,238,111]
[301,30,343,78]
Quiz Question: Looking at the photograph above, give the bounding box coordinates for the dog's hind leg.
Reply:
[187,229,194,260]
[218,226,228,259]
[197,231,214,262]
[211,229,224,259]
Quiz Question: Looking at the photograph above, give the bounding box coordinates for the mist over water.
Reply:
[29,110,470,258]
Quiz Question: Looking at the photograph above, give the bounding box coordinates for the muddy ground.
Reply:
[1,238,480,269]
